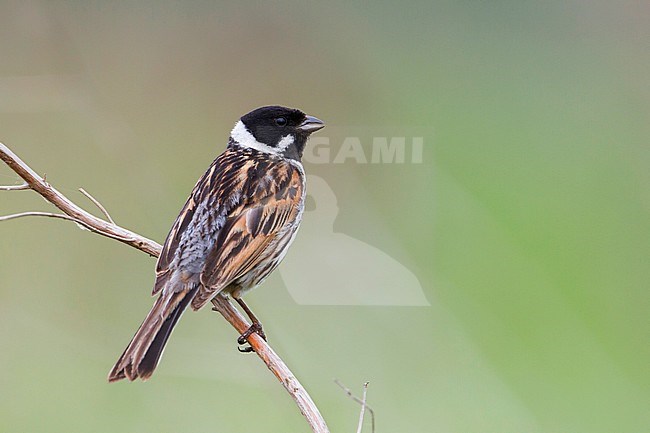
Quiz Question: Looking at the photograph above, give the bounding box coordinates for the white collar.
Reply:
[230,121,281,155]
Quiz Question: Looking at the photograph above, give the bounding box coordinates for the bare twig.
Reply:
[0,182,29,190]
[0,142,159,256]
[0,211,88,225]
[211,296,330,433]
[335,379,376,433]
[356,382,369,433]
[79,188,115,224]
[0,211,128,241]
[0,142,330,433]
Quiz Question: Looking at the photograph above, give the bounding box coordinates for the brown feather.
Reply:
[111,149,304,380]
[107,287,197,382]
[193,163,304,308]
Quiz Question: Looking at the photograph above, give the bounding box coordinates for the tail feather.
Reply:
[108,286,198,382]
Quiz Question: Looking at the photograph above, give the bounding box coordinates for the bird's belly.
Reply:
[230,222,300,297]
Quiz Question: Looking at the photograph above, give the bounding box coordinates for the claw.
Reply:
[238,345,255,353]
[236,322,266,353]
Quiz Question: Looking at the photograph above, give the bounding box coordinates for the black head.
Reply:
[232,105,325,160]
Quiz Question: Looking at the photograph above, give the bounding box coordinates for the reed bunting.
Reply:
[108,106,324,382]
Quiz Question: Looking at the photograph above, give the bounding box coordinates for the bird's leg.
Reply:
[234,297,266,353]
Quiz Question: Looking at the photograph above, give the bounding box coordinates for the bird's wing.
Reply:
[152,148,251,295]
[192,161,303,309]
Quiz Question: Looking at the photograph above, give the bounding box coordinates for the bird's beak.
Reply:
[298,115,325,133]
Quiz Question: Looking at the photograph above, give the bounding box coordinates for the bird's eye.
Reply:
[275,117,287,127]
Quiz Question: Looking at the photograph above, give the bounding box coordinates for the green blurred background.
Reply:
[1,1,648,432]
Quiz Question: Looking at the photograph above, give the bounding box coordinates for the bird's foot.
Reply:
[237,322,266,353]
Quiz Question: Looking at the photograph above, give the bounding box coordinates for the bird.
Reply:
[108,106,325,382]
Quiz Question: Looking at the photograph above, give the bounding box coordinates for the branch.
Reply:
[0,142,330,433]
[356,382,369,433]
[79,187,115,224]
[211,296,330,433]
[0,182,29,190]
[335,379,375,433]
[0,142,159,256]
[0,211,88,224]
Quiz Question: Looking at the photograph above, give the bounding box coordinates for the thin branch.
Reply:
[0,142,159,256]
[0,141,330,433]
[0,211,133,244]
[79,187,115,224]
[356,382,369,433]
[0,182,29,190]
[211,296,330,433]
[0,211,88,224]
[335,379,376,433]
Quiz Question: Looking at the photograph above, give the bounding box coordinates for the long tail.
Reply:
[108,286,198,382]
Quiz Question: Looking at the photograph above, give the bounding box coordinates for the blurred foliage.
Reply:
[1,1,649,432]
